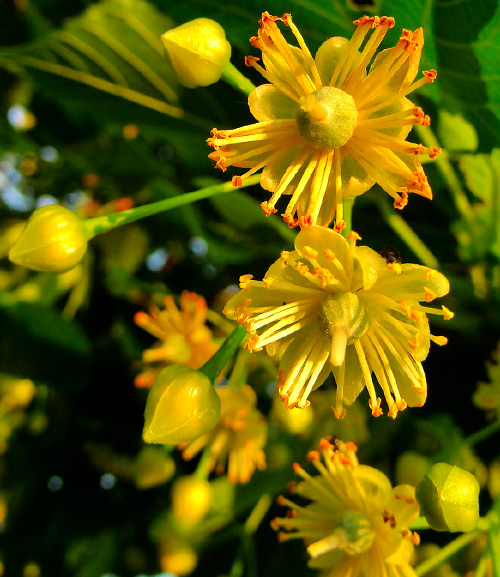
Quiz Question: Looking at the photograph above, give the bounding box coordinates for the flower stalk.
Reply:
[82,175,260,240]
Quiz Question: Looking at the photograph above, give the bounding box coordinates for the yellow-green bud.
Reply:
[416,463,480,532]
[172,477,211,524]
[161,18,231,88]
[8,205,87,273]
[134,447,175,489]
[143,365,221,445]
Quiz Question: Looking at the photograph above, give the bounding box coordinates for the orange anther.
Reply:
[280,250,290,264]
[388,404,398,419]
[423,69,437,82]
[332,407,346,420]
[245,55,260,67]
[249,35,260,47]
[232,175,243,186]
[282,213,300,228]
[396,399,407,411]
[281,13,292,25]
[298,215,313,228]
[413,106,425,118]
[369,397,383,416]
[333,220,346,233]
[306,450,320,462]
[428,146,441,159]
[292,462,303,474]
[433,335,448,346]
[442,306,454,320]
[345,441,358,452]
[408,333,422,350]
[379,16,395,28]
[323,249,336,261]
[239,273,253,289]
[346,230,361,241]
[303,246,318,259]
[424,287,437,302]
[261,200,278,216]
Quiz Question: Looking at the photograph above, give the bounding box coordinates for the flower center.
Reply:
[334,510,375,555]
[295,87,358,150]
[317,292,370,366]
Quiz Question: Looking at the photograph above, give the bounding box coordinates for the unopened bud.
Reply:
[162,18,231,88]
[172,476,211,523]
[143,365,220,445]
[9,205,87,272]
[416,463,480,532]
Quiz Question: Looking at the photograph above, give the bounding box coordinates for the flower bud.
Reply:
[416,463,480,532]
[159,538,197,576]
[143,365,221,445]
[9,205,87,273]
[172,476,211,524]
[134,447,175,489]
[161,18,231,88]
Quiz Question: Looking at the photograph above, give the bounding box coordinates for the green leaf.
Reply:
[438,110,478,154]
[0,301,91,389]
[0,0,207,129]
[431,0,500,149]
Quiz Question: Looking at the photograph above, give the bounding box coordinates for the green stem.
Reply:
[227,349,248,390]
[342,197,355,237]
[221,61,256,96]
[199,325,247,385]
[82,175,261,239]
[373,195,440,269]
[415,517,490,576]
[436,420,500,463]
[414,124,474,226]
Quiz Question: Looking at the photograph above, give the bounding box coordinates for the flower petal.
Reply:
[249,84,298,121]
[314,36,350,86]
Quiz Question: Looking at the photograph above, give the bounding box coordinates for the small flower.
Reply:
[272,438,421,577]
[208,13,439,230]
[179,384,267,483]
[134,291,218,388]
[224,226,450,418]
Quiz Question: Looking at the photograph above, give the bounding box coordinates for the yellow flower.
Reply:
[208,13,440,230]
[179,384,267,483]
[134,291,218,388]
[272,438,421,577]
[224,226,451,418]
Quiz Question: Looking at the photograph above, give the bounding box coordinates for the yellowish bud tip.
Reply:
[8,205,87,273]
[143,365,221,445]
[161,18,231,88]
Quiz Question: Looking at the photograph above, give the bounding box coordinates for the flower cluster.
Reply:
[134,291,218,388]
[225,225,451,418]
[208,13,439,230]
[179,384,267,483]
[272,438,421,577]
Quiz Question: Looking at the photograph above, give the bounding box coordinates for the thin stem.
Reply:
[82,175,260,239]
[415,517,490,577]
[199,324,247,385]
[221,61,256,96]
[226,349,248,390]
[342,197,355,237]
[194,448,213,481]
[414,124,474,226]
[436,420,500,463]
[373,195,440,269]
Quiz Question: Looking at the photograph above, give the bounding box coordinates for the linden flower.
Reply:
[272,438,421,577]
[208,13,440,230]
[134,291,218,388]
[224,226,452,418]
[179,384,267,483]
